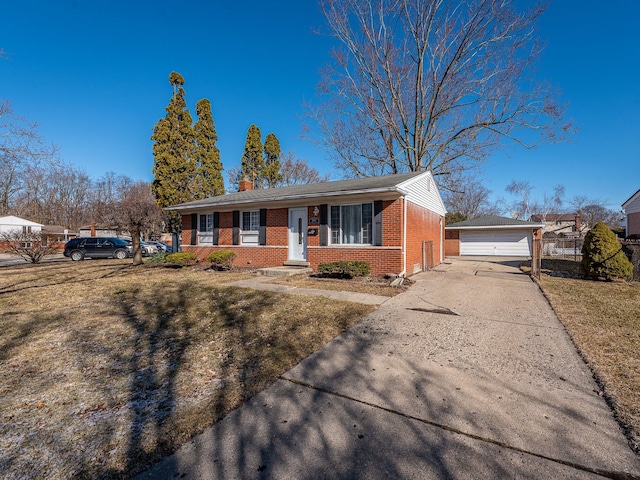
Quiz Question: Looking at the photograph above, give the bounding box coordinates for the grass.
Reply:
[0,260,375,479]
[532,258,640,453]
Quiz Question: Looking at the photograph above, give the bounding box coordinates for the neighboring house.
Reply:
[167,171,447,276]
[78,223,129,239]
[0,215,44,251]
[445,215,544,257]
[0,215,43,235]
[41,225,77,248]
[529,213,585,237]
[622,188,640,237]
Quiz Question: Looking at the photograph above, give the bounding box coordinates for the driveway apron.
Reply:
[137,256,640,479]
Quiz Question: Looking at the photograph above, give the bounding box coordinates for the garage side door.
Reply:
[460,229,532,256]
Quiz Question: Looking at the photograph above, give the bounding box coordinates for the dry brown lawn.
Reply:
[267,273,408,297]
[0,260,375,479]
[534,259,640,453]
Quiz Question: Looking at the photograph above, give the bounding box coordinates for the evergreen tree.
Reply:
[240,124,264,189]
[151,72,196,232]
[263,133,282,188]
[193,98,224,197]
[580,221,633,280]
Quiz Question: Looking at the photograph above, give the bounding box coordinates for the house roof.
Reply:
[0,215,43,227]
[530,213,578,223]
[41,225,77,235]
[168,171,425,211]
[446,215,544,230]
[622,188,640,209]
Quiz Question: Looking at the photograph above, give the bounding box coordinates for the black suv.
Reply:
[63,237,132,261]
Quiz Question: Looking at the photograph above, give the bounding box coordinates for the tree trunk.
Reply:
[132,230,144,265]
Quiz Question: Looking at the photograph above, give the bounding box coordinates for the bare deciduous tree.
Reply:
[0,100,59,215]
[113,181,164,265]
[442,175,498,219]
[567,195,620,229]
[0,229,58,263]
[278,152,331,186]
[309,0,572,185]
[505,180,536,220]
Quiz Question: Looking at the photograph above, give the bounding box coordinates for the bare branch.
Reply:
[308,0,573,187]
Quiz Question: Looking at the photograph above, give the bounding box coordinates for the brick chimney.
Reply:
[239,177,253,192]
[575,213,581,233]
[90,222,96,237]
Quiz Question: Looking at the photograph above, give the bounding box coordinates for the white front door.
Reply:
[288,208,308,261]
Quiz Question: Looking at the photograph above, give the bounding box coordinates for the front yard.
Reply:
[533,259,640,453]
[0,260,375,479]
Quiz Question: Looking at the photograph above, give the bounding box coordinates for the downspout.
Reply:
[440,216,444,263]
[400,195,407,277]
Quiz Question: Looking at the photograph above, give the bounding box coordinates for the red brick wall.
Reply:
[444,229,460,256]
[308,246,403,275]
[628,212,640,236]
[183,245,289,268]
[181,214,193,246]
[382,199,403,246]
[179,199,441,275]
[405,201,443,273]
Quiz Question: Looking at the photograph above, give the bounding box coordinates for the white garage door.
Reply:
[460,229,532,256]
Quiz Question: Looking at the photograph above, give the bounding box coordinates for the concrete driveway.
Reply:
[137,256,640,479]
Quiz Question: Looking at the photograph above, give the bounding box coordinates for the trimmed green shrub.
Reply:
[206,250,236,270]
[318,260,370,278]
[165,252,198,266]
[580,221,633,280]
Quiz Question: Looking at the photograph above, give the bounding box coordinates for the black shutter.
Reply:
[374,200,383,246]
[259,208,267,245]
[319,204,328,246]
[212,212,219,245]
[232,210,240,245]
[191,214,198,245]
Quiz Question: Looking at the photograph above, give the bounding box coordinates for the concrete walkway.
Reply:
[137,256,640,479]
[227,275,392,305]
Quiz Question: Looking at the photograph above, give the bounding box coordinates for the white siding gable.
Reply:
[623,190,640,214]
[397,171,447,216]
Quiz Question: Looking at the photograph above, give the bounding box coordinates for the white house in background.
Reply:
[622,188,640,237]
[0,215,43,234]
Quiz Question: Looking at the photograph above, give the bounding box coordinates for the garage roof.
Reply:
[446,215,544,229]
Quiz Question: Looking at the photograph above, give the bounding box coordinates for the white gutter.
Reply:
[440,216,444,263]
[166,186,411,211]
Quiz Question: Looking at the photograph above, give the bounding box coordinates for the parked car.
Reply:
[124,240,159,256]
[146,241,173,253]
[63,237,132,261]
[140,241,159,256]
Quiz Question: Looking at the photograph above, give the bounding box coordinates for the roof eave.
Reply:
[166,186,409,211]
[622,189,640,209]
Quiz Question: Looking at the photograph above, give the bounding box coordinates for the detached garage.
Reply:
[445,215,544,257]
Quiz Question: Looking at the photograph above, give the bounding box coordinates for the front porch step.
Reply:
[283,260,310,267]
[257,266,313,277]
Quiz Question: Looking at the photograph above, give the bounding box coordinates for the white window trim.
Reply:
[241,210,260,245]
[198,213,214,245]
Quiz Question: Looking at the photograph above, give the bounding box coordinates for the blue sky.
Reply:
[2,1,639,212]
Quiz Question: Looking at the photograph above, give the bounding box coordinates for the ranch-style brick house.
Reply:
[168,171,447,276]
